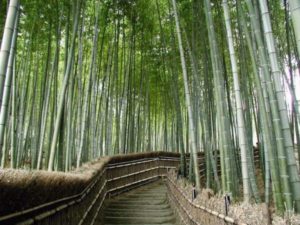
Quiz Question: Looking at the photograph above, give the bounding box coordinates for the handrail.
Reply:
[0,167,107,224]
[107,157,158,168]
[166,175,248,225]
[0,153,180,224]
[167,183,200,225]
[0,149,255,225]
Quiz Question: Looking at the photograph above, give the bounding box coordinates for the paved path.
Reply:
[101,181,180,225]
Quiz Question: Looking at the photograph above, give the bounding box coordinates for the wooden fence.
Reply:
[0,149,260,225]
[0,152,180,225]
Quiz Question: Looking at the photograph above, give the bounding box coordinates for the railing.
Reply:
[0,149,260,225]
[0,152,180,225]
[166,175,247,225]
[0,164,108,225]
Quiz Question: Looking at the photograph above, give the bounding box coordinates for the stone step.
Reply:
[105,224,177,225]
[123,193,167,198]
[106,203,171,210]
[101,181,179,225]
[104,216,175,224]
[107,195,166,203]
[107,200,168,206]
[104,209,173,217]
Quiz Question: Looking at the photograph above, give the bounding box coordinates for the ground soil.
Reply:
[168,169,300,225]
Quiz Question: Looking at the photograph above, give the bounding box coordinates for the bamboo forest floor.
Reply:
[98,181,181,225]
[167,170,300,225]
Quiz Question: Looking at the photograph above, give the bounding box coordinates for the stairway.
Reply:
[102,181,180,225]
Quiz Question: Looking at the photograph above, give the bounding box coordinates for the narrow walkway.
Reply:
[102,181,180,225]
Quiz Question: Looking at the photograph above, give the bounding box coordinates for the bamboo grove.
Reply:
[0,0,300,214]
